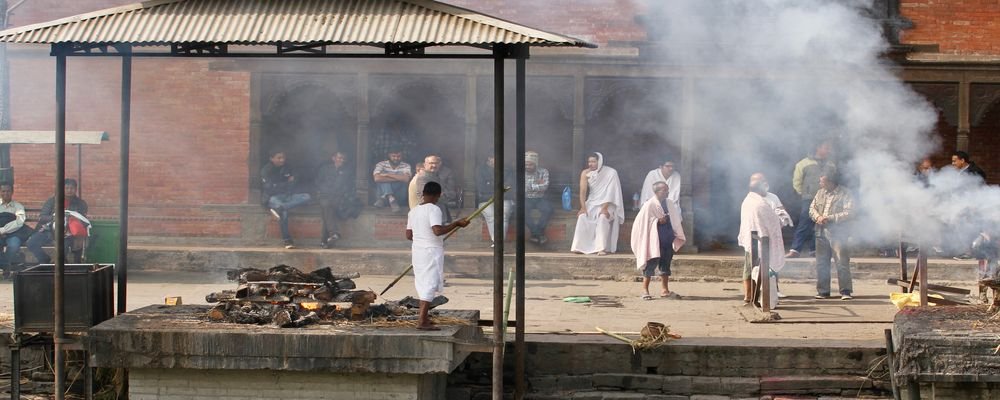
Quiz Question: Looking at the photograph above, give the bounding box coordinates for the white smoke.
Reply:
[636,0,996,250]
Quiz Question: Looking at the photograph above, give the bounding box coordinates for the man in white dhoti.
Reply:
[406,182,469,330]
[631,182,686,299]
[640,158,681,210]
[737,173,786,304]
[571,152,625,255]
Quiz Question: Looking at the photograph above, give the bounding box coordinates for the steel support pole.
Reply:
[53,50,67,400]
[899,241,908,293]
[491,46,505,400]
[118,48,132,315]
[514,54,526,400]
[918,247,928,307]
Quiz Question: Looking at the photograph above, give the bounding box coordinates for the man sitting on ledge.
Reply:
[26,178,89,264]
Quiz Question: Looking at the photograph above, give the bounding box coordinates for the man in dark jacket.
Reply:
[953,151,987,182]
[316,151,355,248]
[26,179,89,264]
[261,150,311,249]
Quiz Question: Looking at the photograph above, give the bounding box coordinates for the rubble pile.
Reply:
[205,264,379,327]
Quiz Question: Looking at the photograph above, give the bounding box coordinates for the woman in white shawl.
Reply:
[571,152,625,255]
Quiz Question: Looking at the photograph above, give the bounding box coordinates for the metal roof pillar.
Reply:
[52,43,67,400]
[491,44,506,400]
[117,44,132,316]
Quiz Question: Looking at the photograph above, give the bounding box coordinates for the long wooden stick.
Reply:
[379,187,511,296]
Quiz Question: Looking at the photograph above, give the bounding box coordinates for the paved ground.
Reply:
[1,271,971,341]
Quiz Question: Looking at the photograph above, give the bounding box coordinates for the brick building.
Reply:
[1,0,997,251]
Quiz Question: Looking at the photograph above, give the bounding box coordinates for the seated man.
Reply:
[475,155,513,246]
[524,151,554,244]
[26,179,90,264]
[261,150,311,249]
[571,152,624,255]
[0,182,30,273]
[372,149,411,212]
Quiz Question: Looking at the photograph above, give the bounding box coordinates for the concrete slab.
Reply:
[0,272,971,342]
[87,304,482,374]
[894,306,1000,382]
[126,244,980,282]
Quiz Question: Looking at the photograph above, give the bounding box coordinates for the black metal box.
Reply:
[14,264,115,333]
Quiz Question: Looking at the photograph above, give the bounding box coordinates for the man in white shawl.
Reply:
[571,152,624,255]
[406,181,469,330]
[737,173,786,304]
[640,158,681,210]
[631,181,686,299]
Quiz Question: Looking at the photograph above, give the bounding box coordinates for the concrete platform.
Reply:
[894,306,1000,382]
[88,304,483,374]
[127,243,981,282]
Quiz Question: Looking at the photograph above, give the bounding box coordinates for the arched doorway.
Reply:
[261,82,357,188]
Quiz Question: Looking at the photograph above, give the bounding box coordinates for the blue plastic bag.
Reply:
[562,186,573,211]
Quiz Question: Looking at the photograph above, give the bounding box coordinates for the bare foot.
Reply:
[597,251,608,256]
[417,325,441,331]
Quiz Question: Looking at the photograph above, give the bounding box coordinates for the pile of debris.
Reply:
[205,264,379,327]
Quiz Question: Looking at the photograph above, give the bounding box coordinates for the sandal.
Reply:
[641,294,654,301]
[661,292,682,299]
[416,325,441,331]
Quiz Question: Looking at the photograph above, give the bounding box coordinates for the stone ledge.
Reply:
[88,305,482,375]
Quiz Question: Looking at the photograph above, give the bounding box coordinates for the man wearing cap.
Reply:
[26,179,89,264]
[524,151,554,244]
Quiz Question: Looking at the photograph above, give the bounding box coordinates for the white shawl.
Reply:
[584,152,625,225]
[631,197,686,268]
[738,192,786,272]
[640,168,681,211]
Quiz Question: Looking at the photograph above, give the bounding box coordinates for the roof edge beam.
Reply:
[171,43,228,55]
[277,42,332,54]
[51,42,119,56]
[384,43,429,56]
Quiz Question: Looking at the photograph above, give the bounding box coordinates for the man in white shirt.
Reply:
[0,183,28,274]
[640,158,681,209]
[406,181,469,330]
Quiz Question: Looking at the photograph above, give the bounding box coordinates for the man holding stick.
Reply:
[406,182,469,330]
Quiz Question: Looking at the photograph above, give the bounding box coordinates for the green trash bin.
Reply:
[87,220,120,264]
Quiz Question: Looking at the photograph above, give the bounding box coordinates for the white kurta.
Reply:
[571,153,625,254]
[738,192,786,272]
[407,204,445,301]
[630,197,686,268]
[640,168,681,211]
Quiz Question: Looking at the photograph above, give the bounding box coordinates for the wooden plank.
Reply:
[887,278,971,295]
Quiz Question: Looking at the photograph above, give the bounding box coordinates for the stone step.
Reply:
[126,244,978,282]
[525,374,889,398]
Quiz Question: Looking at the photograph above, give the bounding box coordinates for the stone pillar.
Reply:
[958,80,970,152]
[571,73,586,202]
[357,72,371,198]
[243,72,266,243]
[679,77,697,252]
[463,72,478,208]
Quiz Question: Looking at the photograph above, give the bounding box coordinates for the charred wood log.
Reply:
[227,268,270,283]
[205,290,236,303]
[332,290,377,303]
[334,279,356,290]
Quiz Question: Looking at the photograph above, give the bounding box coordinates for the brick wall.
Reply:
[900,0,1000,54]
[129,368,443,400]
[7,55,251,235]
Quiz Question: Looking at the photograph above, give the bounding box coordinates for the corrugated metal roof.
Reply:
[0,0,595,48]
